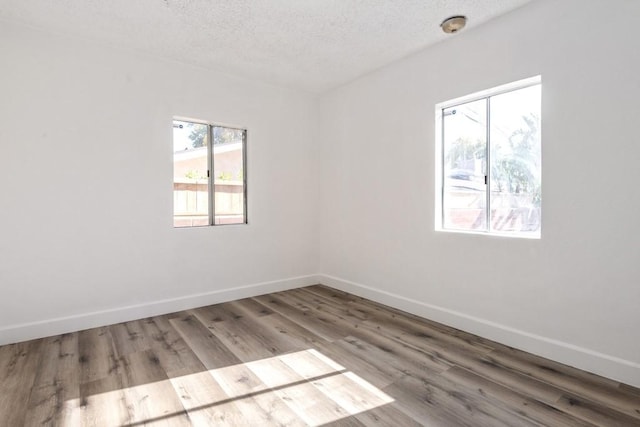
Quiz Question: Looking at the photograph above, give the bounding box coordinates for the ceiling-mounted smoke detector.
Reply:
[440,15,467,34]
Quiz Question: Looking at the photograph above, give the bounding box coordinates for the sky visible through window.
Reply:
[443,85,540,147]
[173,120,204,152]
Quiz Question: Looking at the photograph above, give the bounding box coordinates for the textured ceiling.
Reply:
[0,0,533,93]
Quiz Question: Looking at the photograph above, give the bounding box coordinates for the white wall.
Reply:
[0,21,319,343]
[2,0,639,388]
[318,0,640,386]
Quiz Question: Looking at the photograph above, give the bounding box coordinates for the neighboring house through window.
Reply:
[436,76,541,238]
[173,119,247,227]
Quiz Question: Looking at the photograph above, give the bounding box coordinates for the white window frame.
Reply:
[435,76,541,238]
[173,118,248,227]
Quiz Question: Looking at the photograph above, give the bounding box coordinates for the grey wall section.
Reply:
[0,21,319,339]
[318,0,640,386]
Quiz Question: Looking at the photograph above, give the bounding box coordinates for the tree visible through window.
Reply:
[173,119,247,227]
[437,77,541,237]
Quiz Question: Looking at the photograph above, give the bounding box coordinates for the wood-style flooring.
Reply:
[0,285,638,426]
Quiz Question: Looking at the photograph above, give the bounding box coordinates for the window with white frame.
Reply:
[173,119,247,227]
[436,76,541,238]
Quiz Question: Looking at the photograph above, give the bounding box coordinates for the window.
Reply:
[173,119,247,227]
[436,76,541,238]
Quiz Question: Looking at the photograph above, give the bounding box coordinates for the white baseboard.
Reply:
[4,272,638,388]
[0,274,320,346]
[318,274,640,388]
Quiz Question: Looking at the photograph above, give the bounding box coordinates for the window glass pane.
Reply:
[213,126,245,225]
[173,120,209,227]
[442,99,487,231]
[489,85,541,235]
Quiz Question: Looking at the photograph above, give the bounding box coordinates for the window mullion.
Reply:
[242,129,248,224]
[208,125,214,226]
[485,97,491,232]
[441,109,446,230]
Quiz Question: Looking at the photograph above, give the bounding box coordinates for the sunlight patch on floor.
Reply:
[71,349,394,426]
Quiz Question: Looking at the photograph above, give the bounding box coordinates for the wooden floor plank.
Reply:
[246,352,361,426]
[80,374,132,426]
[168,368,244,426]
[168,312,242,370]
[335,335,539,427]
[488,347,640,418]
[380,381,471,426]
[288,287,371,322]
[275,345,391,417]
[248,299,397,389]
[118,349,191,426]
[78,326,120,385]
[24,333,81,426]
[0,340,44,426]
[441,365,597,427]
[348,403,425,427]
[1,284,639,427]
[193,300,303,362]
[620,382,640,397]
[308,284,497,351]
[353,313,572,408]
[110,319,153,356]
[244,301,397,391]
[275,289,363,336]
[210,360,305,426]
[247,299,329,349]
[554,393,640,427]
[253,292,347,342]
[139,314,206,378]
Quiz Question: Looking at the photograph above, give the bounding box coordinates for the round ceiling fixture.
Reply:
[440,15,467,34]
